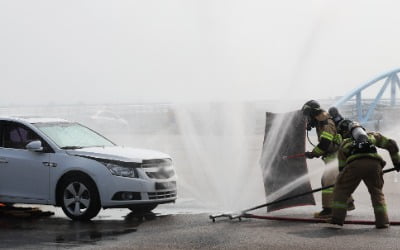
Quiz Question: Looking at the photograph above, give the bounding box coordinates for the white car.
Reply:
[0,116,177,220]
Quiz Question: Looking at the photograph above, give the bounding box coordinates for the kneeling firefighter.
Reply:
[330,120,400,228]
[301,100,354,218]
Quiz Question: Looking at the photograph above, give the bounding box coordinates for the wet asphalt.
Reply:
[2,173,400,249]
[1,202,400,250]
[0,207,142,249]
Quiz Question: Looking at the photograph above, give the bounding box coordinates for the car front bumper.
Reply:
[99,173,177,208]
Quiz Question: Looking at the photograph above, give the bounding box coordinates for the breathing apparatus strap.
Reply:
[306,130,316,147]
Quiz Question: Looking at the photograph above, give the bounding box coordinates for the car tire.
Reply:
[128,204,158,214]
[59,175,101,221]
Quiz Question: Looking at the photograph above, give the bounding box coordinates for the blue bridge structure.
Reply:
[329,68,400,130]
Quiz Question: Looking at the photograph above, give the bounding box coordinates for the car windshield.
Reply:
[34,122,115,149]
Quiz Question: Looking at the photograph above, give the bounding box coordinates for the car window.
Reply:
[2,122,42,149]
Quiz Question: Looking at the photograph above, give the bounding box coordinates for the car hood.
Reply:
[66,146,170,163]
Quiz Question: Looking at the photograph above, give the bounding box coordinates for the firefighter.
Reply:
[301,100,354,218]
[328,106,344,127]
[329,120,400,228]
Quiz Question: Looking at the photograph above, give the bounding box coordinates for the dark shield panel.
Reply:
[260,110,315,212]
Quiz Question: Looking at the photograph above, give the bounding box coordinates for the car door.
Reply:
[0,121,52,203]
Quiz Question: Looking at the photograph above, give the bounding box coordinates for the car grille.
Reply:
[148,191,177,200]
[146,169,175,179]
[142,159,175,180]
[141,159,172,168]
[155,181,176,190]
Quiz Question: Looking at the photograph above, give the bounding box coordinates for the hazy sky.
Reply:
[1,0,399,105]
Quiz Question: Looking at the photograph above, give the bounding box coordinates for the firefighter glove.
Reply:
[305,151,317,159]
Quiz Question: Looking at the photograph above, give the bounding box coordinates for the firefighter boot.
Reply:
[347,201,355,211]
[326,218,343,229]
[314,208,332,219]
[376,224,390,229]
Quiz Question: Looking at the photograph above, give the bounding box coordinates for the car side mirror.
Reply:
[26,140,43,152]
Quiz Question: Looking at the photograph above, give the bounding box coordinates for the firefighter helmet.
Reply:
[301,100,322,117]
[328,106,344,126]
[337,119,353,138]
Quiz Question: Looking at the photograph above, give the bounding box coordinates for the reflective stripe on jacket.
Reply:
[312,115,340,158]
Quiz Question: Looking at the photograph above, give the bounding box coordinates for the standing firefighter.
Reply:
[301,100,354,218]
[329,120,400,228]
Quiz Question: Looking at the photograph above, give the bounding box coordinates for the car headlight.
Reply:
[104,163,138,178]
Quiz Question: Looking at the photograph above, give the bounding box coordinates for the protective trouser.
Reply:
[321,161,354,208]
[331,158,388,227]
[321,162,338,208]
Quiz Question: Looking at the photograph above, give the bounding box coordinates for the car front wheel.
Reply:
[59,175,101,221]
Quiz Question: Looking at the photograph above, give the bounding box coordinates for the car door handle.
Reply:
[0,158,8,164]
[42,162,57,167]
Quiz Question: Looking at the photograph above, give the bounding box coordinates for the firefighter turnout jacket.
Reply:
[338,132,400,171]
[311,112,341,162]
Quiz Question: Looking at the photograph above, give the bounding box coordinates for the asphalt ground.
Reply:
[83,213,400,250]
[1,211,400,250]
[1,190,400,250]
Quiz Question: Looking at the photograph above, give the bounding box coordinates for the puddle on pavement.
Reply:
[0,200,210,248]
[0,205,166,248]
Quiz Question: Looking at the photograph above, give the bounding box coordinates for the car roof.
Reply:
[0,116,70,124]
